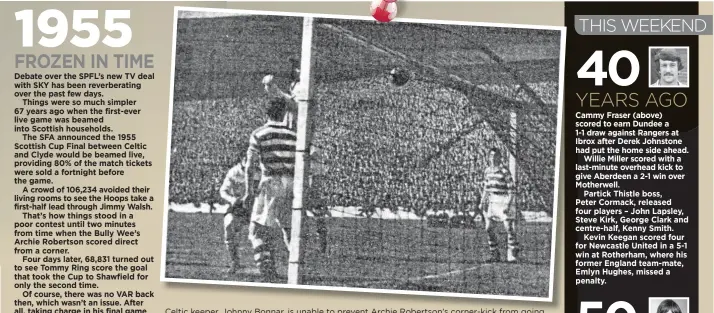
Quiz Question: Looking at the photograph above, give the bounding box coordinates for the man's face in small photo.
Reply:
[659,59,679,84]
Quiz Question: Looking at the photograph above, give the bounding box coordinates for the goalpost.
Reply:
[287,16,317,285]
[287,17,525,285]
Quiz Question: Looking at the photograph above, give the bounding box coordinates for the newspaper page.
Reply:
[1,2,712,313]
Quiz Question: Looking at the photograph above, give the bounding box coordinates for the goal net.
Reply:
[167,13,560,298]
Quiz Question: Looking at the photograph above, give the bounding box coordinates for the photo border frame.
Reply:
[648,297,690,313]
[648,46,690,88]
[160,5,568,303]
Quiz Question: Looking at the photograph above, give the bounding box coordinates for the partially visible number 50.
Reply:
[581,301,636,313]
[15,9,132,48]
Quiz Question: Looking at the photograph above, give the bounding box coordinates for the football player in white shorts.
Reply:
[479,148,520,263]
[219,157,260,274]
[242,97,297,283]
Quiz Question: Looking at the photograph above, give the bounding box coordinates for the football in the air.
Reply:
[389,67,411,86]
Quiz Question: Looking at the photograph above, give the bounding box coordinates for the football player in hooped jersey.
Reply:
[479,148,520,263]
[262,57,329,253]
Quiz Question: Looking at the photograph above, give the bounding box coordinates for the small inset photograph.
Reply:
[649,297,689,313]
[649,46,689,88]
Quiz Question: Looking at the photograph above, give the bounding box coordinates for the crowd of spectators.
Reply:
[168,76,559,217]
[307,78,558,216]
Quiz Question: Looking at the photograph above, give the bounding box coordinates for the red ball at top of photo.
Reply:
[371,0,398,23]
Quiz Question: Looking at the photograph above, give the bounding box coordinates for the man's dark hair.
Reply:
[656,299,682,313]
[654,48,684,70]
[266,97,287,122]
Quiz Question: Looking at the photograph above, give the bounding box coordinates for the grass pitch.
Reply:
[164,211,551,297]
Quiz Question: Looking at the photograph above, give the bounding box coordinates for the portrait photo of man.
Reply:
[649,47,689,88]
[649,297,689,313]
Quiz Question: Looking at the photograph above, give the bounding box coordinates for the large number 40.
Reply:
[577,50,640,87]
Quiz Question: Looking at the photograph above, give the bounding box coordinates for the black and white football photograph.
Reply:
[161,7,565,302]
